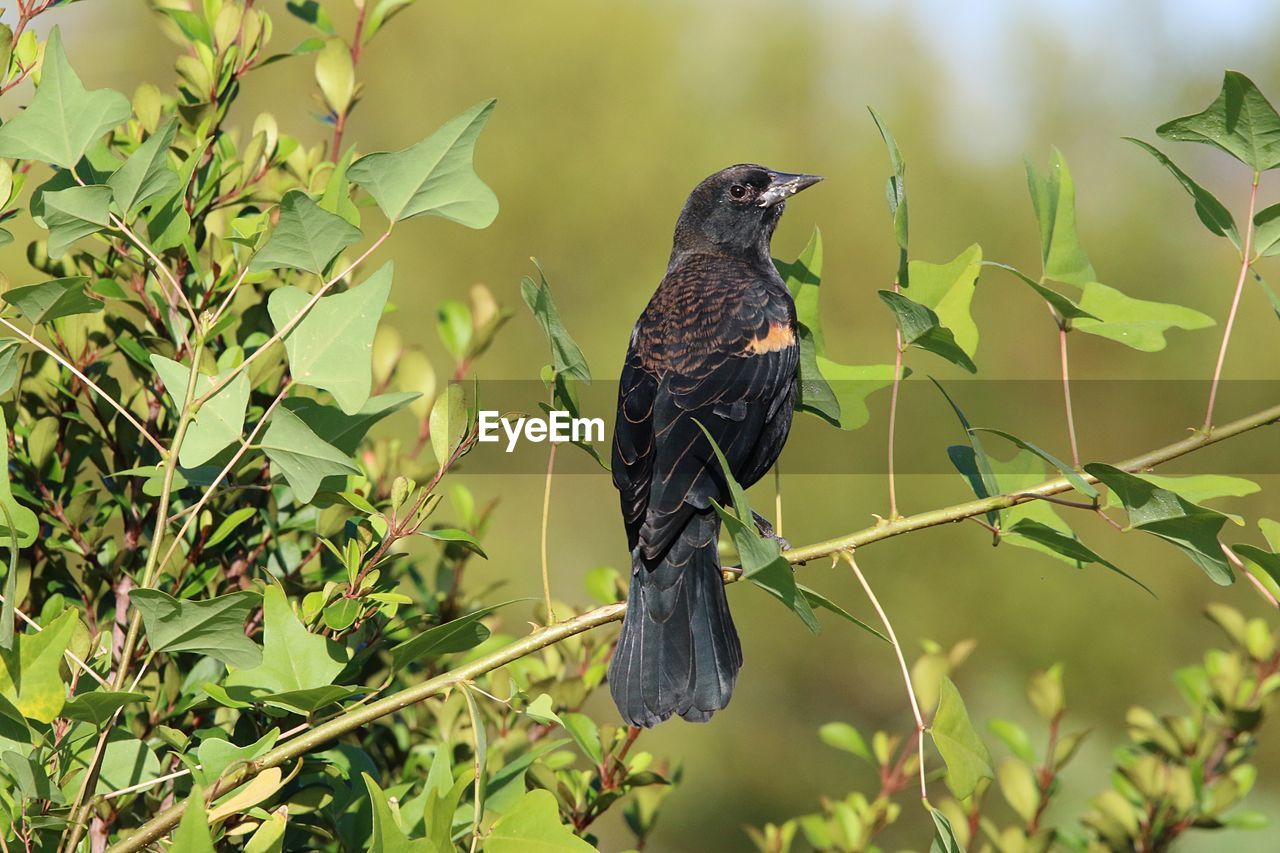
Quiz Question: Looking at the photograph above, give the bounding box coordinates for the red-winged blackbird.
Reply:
[609,164,822,727]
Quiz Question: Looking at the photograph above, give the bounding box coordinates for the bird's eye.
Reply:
[729,184,747,199]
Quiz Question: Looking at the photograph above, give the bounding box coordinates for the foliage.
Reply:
[0,2,1276,851]
[747,604,1278,853]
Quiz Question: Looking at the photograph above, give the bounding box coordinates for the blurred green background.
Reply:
[25,0,1280,848]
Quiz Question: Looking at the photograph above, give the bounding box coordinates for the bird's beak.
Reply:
[757,172,824,207]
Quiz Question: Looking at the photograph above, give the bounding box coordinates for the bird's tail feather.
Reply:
[608,512,743,727]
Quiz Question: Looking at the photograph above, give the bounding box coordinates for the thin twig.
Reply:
[0,317,166,455]
[887,334,904,519]
[844,551,927,802]
[1204,174,1259,432]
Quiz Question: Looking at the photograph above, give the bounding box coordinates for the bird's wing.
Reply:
[614,257,799,562]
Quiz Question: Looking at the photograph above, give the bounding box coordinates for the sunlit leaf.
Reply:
[349,99,499,227]
[0,609,78,722]
[485,788,595,853]
[1007,519,1153,595]
[225,586,347,693]
[1072,281,1214,352]
[1027,148,1096,286]
[1085,463,1233,585]
[60,690,148,727]
[931,676,993,799]
[520,261,590,383]
[151,355,251,468]
[249,189,363,275]
[972,428,1097,498]
[1157,70,1280,172]
[389,599,526,670]
[879,290,976,373]
[0,28,131,167]
[269,262,393,414]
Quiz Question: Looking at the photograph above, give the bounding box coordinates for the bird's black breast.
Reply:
[612,252,799,560]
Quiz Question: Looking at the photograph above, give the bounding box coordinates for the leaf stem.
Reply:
[887,332,904,520]
[1204,174,1260,432]
[844,551,927,802]
[540,440,559,623]
[1058,326,1080,468]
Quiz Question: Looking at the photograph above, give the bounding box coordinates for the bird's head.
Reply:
[672,164,823,262]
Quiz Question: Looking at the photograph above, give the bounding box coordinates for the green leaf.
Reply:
[1027,148,1096,286]
[1231,544,1280,589]
[930,808,965,853]
[428,383,468,469]
[971,428,1097,498]
[0,28,131,168]
[983,261,1098,321]
[269,261,393,414]
[907,244,983,358]
[1124,138,1241,248]
[693,420,819,633]
[1253,202,1280,258]
[315,37,356,115]
[260,405,361,502]
[349,99,499,227]
[933,379,1000,526]
[869,107,908,253]
[1107,473,1259,517]
[987,719,1036,763]
[520,262,590,383]
[485,788,595,853]
[1006,519,1153,595]
[777,227,828,352]
[436,299,472,360]
[60,690,148,727]
[418,527,487,558]
[40,184,113,256]
[206,507,257,548]
[151,355,251,468]
[2,749,54,801]
[560,711,603,765]
[1084,463,1233,585]
[0,408,38,548]
[283,392,419,455]
[818,722,872,761]
[813,359,894,431]
[798,583,888,642]
[878,290,976,373]
[1072,281,1214,352]
[931,676,993,799]
[171,784,216,853]
[129,589,263,669]
[225,586,346,694]
[3,276,103,324]
[389,599,525,670]
[0,338,20,396]
[249,189,363,275]
[364,772,433,852]
[1255,271,1280,321]
[107,119,180,219]
[1157,71,1280,172]
[0,694,30,745]
[261,684,359,713]
[0,608,77,723]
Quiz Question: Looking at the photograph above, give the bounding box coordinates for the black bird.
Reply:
[609,164,823,727]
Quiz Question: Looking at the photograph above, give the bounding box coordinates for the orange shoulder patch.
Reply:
[745,323,796,355]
